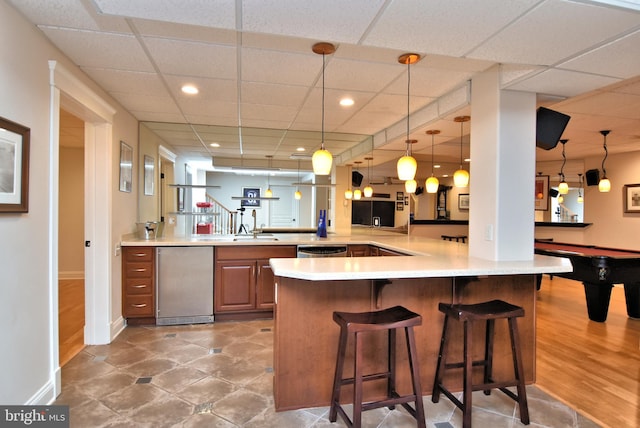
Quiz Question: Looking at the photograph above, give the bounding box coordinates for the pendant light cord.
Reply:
[601,134,608,177]
[321,51,326,150]
[459,120,464,169]
[560,140,567,182]
[406,60,411,156]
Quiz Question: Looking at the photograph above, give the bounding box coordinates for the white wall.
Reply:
[0,2,138,404]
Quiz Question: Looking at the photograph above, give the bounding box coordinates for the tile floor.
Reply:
[55,319,601,428]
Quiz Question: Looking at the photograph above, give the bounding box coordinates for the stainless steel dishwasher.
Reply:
[156,247,214,325]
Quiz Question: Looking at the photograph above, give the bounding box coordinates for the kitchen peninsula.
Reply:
[121,232,571,412]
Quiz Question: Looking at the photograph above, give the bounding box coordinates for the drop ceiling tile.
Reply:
[324,59,403,93]
[241,82,309,107]
[144,37,237,78]
[93,0,236,29]
[507,69,620,98]
[241,0,386,44]
[559,30,640,79]
[111,92,182,115]
[241,48,318,86]
[470,0,640,66]
[181,99,238,120]
[240,104,298,124]
[80,68,168,96]
[132,19,238,44]
[363,0,539,56]
[164,75,237,103]
[9,0,101,29]
[133,112,187,124]
[40,27,155,72]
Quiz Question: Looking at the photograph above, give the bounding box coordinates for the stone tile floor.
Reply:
[55,319,601,427]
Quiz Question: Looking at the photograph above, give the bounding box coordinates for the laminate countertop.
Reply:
[121,232,572,281]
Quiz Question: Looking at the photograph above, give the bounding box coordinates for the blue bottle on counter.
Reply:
[317,209,327,237]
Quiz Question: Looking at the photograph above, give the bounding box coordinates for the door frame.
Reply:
[48,61,116,397]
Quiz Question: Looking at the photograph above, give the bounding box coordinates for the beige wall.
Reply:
[0,1,139,404]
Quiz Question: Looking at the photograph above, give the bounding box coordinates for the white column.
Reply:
[469,66,536,260]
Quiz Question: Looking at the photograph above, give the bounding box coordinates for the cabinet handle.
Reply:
[133,253,147,257]
[131,303,147,308]
[133,268,147,272]
[132,284,147,288]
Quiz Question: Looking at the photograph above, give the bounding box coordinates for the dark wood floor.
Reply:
[536,275,639,428]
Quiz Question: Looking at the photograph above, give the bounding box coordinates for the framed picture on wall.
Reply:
[624,184,640,213]
[396,191,404,201]
[458,193,470,210]
[535,175,549,211]
[241,187,261,207]
[0,116,30,213]
[396,201,403,211]
[119,141,133,193]
[144,155,154,196]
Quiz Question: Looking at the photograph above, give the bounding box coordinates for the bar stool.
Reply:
[441,235,467,243]
[431,300,529,428]
[329,306,426,428]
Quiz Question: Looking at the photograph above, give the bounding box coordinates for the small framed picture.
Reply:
[458,193,469,210]
[396,191,404,201]
[144,155,154,196]
[396,201,403,211]
[535,175,549,211]
[404,196,409,206]
[241,187,261,207]
[119,141,133,193]
[624,184,640,213]
[0,116,30,213]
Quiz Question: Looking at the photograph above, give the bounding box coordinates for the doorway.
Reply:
[58,109,85,366]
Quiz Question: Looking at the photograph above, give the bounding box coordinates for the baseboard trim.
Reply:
[59,271,84,280]
[111,316,126,341]
[27,375,57,405]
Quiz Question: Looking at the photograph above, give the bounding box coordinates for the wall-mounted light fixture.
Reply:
[558,139,569,195]
[311,42,336,176]
[425,129,440,193]
[598,130,611,192]
[453,115,470,187]
[396,53,421,181]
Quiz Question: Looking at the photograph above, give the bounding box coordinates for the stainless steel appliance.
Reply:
[297,245,348,258]
[156,247,214,325]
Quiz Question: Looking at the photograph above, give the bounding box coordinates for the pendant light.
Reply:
[425,129,440,193]
[265,155,274,197]
[353,161,362,200]
[577,173,584,203]
[558,140,569,195]
[294,160,302,200]
[311,42,335,176]
[453,115,470,187]
[397,53,421,181]
[405,179,417,194]
[598,130,611,192]
[363,156,373,197]
[344,164,353,200]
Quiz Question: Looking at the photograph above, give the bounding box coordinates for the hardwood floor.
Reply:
[58,278,85,366]
[536,275,640,428]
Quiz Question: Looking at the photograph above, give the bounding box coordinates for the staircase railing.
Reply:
[205,193,237,234]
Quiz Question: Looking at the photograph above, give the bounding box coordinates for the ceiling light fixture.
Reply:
[577,173,584,203]
[363,157,374,198]
[598,130,611,192]
[295,160,302,200]
[181,84,198,95]
[397,53,421,182]
[344,164,353,200]
[453,115,470,188]
[311,42,336,176]
[558,139,569,195]
[405,179,417,194]
[265,155,274,198]
[339,98,354,107]
[425,129,440,194]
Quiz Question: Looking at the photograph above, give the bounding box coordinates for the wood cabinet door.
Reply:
[215,261,256,312]
[256,259,275,309]
[347,245,370,257]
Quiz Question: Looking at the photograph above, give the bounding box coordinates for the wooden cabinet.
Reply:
[215,245,296,320]
[347,244,370,257]
[377,247,406,256]
[122,246,155,324]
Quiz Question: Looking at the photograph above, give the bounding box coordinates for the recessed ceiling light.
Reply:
[296,147,305,152]
[339,97,354,107]
[209,142,220,148]
[434,164,441,169]
[181,84,199,95]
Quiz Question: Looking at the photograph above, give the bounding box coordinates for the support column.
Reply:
[469,66,536,261]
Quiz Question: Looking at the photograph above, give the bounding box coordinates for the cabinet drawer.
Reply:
[216,245,296,260]
[124,247,154,262]
[124,295,154,317]
[124,278,153,295]
[124,263,153,278]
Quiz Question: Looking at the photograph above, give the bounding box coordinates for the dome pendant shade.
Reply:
[453,169,470,188]
[558,181,569,194]
[294,190,302,200]
[405,179,417,194]
[312,149,333,175]
[598,178,611,192]
[353,189,362,200]
[426,176,439,193]
[265,188,273,197]
[344,189,353,200]
[363,185,373,198]
[397,153,417,181]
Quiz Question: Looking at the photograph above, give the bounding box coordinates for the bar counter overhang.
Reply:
[269,238,572,412]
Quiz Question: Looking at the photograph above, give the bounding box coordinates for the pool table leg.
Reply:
[623,283,640,319]
[582,282,612,322]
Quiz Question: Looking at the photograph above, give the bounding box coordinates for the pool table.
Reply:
[534,240,640,322]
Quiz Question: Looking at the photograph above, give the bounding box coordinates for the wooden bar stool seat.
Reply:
[432,300,529,428]
[329,305,426,428]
